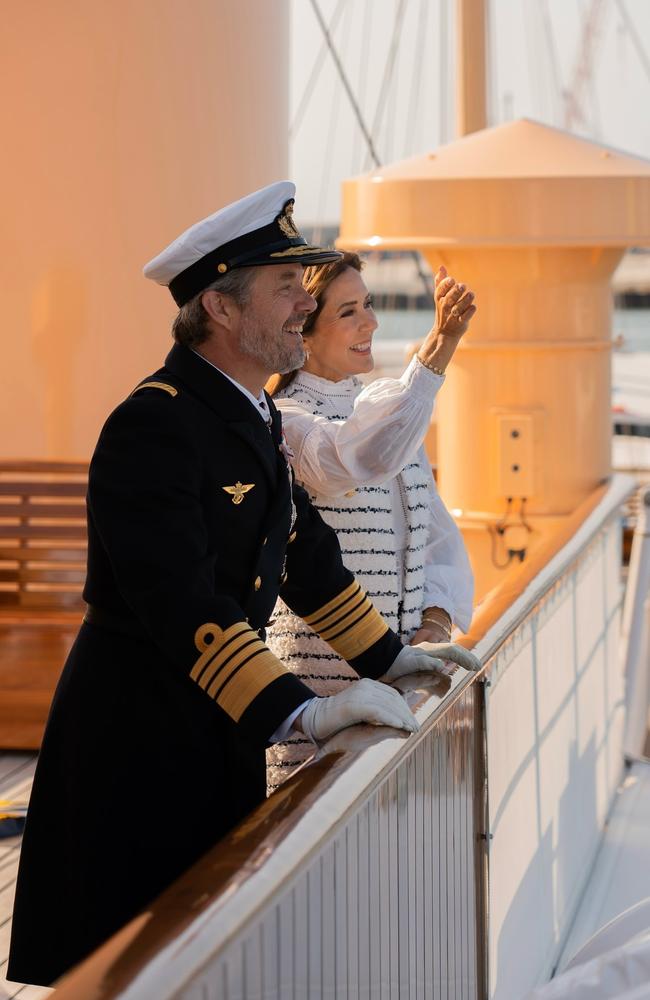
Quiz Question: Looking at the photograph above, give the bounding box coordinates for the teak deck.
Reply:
[0,463,87,749]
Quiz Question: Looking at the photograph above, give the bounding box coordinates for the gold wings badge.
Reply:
[222,481,255,505]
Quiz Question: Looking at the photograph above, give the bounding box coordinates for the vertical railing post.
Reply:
[621,487,650,759]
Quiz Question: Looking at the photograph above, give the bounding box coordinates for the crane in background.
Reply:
[563,0,607,134]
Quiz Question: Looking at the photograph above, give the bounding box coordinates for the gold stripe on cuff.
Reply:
[324,607,389,662]
[217,649,287,722]
[201,628,260,691]
[303,581,361,631]
[190,622,248,684]
[303,582,389,661]
[317,593,372,641]
[206,635,268,699]
[190,620,288,721]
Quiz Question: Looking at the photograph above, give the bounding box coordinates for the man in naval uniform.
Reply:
[8,182,479,987]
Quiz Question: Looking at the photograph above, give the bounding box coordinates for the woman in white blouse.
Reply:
[265,252,476,791]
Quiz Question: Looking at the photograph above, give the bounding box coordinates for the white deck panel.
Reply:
[556,759,650,973]
[0,752,51,1000]
[485,511,628,1000]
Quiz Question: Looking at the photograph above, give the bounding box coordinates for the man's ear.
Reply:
[201,289,239,330]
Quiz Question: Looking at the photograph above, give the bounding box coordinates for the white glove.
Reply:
[300,677,420,746]
[381,642,481,683]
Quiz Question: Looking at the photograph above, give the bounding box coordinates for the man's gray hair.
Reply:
[171,267,256,348]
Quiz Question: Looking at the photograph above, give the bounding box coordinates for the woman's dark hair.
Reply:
[266,251,363,396]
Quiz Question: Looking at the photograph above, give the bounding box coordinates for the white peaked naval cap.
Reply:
[143,181,342,307]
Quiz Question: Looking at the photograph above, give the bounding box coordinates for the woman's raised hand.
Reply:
[416,266,477,374]
[433,265,476,338]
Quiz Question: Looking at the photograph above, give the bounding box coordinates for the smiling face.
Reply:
[302,267,378,382]
[238,264,316,374]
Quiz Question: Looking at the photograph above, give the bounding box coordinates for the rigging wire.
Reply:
[309,0,382,168]
[615,0,650,87]
[404,0,429,156]
[351,0,373,172]
[539,0,563,125]
[524,0,546,121]
[384,21,401,164]
[364,0,409,170]
[315,0,353,234]
[309,0,434,298]
[563,0,607,132]
[616,15,628,86]
[290,0,346,140]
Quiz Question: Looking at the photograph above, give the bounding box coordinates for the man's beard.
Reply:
[239,313,306,374]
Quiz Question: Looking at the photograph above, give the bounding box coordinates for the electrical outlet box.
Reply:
[496,413,535,498]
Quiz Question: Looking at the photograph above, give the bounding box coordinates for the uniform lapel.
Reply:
[164,345,278,486]
[268,394,292,487]
[268,395,283,449]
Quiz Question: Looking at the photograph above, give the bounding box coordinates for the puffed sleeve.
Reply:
[277,356,444,497]
[418,447,474,632]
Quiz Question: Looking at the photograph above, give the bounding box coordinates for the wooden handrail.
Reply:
[51,475,636,998]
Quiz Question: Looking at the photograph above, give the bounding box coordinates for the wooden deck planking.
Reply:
[0,753,51,1000]
[0,757,34,787]
[0,627,74,749]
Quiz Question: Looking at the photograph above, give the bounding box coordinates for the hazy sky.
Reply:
[290,0,650,223]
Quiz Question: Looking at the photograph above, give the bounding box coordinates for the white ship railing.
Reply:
[51,474,636,1000]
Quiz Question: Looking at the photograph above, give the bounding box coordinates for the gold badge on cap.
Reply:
[278,199,300,239]
[223,481,255,505]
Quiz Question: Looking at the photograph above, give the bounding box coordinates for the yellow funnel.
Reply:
[339,120,650,521]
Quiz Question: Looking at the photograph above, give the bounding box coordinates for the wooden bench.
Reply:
[0,461,88,748]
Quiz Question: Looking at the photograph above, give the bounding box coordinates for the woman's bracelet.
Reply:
[421,617,452,637]
[420,605,453,636]
[416,353,446,377]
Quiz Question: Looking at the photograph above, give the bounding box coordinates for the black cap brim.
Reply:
[242,246,343,267]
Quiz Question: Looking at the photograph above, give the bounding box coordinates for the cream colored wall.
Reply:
[0,1,289,460]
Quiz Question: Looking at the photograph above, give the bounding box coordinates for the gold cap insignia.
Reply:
[278,199,300,239]
[223,481,255,505]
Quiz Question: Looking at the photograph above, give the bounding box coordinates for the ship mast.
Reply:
[456,0,488,135]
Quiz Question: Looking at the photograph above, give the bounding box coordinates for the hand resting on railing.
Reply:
[380,641,481,682]
[299,677,420,746]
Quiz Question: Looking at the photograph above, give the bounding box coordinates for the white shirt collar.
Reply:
[191,350,270,423]
[293,370,361,393]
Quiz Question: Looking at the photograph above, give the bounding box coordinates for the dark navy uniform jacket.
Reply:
[9,344,402,986]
